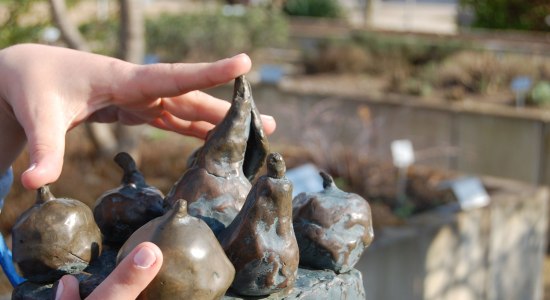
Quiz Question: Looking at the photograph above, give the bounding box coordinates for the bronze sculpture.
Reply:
[219,153,299,296]
[117,199,235,300]
[10,76,372,300]
[292,171,374,273]
[93,152,166,246]
[11,185,102,283]
[165,75,269,233]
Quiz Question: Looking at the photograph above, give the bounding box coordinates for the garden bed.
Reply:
[358,176,548,300]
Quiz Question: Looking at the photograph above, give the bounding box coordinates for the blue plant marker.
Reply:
[285,164,323,197]
[0,168,25,286]
[259,64,285,84]
[511,76,533,108]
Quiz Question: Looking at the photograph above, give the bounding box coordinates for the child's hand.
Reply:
[0,44,275,189]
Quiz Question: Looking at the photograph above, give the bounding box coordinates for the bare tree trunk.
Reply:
[48,0,89,51]
[365,0,379,28]
[116,0,146,163]
[48,0,119,158]
[118,0,145,63]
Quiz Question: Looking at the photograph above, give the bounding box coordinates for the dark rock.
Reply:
[223,268,366,300]
[78,248,118,298]
[11,281,53,300]
[11,249,121,300]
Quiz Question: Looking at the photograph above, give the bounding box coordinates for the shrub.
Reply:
[146,7,288,62]
[460,0,550,32]
[352,31,467,67]
[283,0,343,18]
[530,81,550,106]
[303,41,371,74]
[0,0,49,48]
[431,50,545,99]
[79,19,119,56]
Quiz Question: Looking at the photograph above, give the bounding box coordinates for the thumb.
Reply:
[19,112,66,190]
[54,275,81,300]
[87,242,163,300]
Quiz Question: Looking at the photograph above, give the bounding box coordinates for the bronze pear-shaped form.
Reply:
[165,75,269,232]
[117,199,235,300]
[94,152,166,246]
[292,172,374,273]
[12,185,102,283]
[219,153,299,296]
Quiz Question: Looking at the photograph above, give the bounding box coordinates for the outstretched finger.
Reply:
[161,91,277,135]
[116,53,252,103]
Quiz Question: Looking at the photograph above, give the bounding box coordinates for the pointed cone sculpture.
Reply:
[12,185,102,283]
[165,75,269,232]
[292,172,374,273]
[94,152,166,246]
[219,153,299,297]
[117,199,235,300]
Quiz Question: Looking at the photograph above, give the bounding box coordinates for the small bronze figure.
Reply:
[93,152,166,246]
[117,199,235,300]
[165,75,269,232]
[12,185,102,283]
[292,172,374,273]
[219,153,299,296]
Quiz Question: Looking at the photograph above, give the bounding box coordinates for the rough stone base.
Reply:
[224,268,365,300]
[13,263,365,300]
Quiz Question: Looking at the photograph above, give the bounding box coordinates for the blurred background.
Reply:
[1,0,550,299]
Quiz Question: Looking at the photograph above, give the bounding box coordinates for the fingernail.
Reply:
[262,115,275,122]
[54,278,64,300]
[23,163,36,174]
[133,246,156,269]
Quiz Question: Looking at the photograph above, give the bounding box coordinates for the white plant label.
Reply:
[391,139,415,168]
[450,177,491,210]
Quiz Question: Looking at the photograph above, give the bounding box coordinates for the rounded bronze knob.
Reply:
[12,185,102,283]
[117,199,235,300]
[94,152,166,246]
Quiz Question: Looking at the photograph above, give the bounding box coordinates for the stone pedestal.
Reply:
[356,176,548,300]
[224,268,365,300]
[13,253,366,300]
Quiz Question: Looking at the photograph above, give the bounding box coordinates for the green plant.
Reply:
[303,41,371,74]
[460,0,550,32]
[146,7,288,62]
[530,81,550,106]
[0,0,50,48]
[283,0,343,18]
[79,19,119,56]
[352,31,467,66]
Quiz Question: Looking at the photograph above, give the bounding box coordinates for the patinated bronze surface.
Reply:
[11,185,102,283]
[11,76,372,300]
[93,152,166,246]
[219,153,299,296]
[117,199,235,300]
[292,172,374,273]
[165,76,269,232]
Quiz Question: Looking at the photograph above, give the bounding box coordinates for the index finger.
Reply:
[115,54,252,103]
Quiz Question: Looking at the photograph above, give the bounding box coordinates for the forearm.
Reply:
[0,46,27,174]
